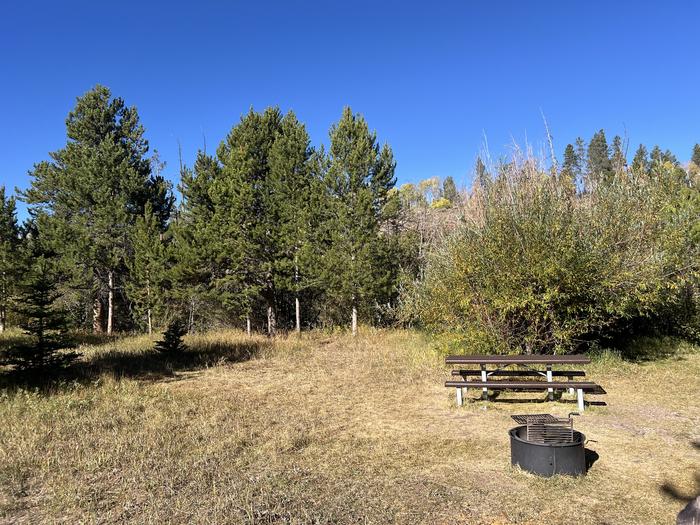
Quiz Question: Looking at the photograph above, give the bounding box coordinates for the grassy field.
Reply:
[0,329,698,524]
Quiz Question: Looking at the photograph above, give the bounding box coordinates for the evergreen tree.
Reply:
[22,85,173,334]
[475,157,489,188]
[321,107,396,335]
[0,187,20,332]
[689,144,700,177]
[692,144,700,167]
[611,135,626,172]
[267,111,315,333]
[154,319,187,354]
[648,145,678,168]
[561,144,578,182]
[1,252,78,371]
[632,144,650,175]
[586,130,612,184]
[442,176,459,205]
[170,151,222,331]
[127,202,169,334]
[212,107,284,335]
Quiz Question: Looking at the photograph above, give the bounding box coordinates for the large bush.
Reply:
[409,156,699,354]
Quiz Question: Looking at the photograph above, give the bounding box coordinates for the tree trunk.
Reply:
[93,297,103,333]
[267,303,276,337]
[351,304,358,337]
[0,306,5,333]
[246,314,251,336]
[145,278,152,335]
[107,270,114,335]
[294,261,301,335]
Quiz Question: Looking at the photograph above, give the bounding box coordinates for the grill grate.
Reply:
[511,413,578,444]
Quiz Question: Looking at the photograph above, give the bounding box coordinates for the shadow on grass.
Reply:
[0,338,270,393]
[585,448,599,472]
[660,440,700,504]
[615,336,694,362]
[474,391,607,408]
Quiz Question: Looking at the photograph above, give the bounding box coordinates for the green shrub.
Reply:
[408,157,699,354]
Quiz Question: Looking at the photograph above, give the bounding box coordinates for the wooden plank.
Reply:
[451,369,585,377]
[445,354,591,365]
[444,380,605,392]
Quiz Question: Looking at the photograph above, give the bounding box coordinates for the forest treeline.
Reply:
[1,85,699,368]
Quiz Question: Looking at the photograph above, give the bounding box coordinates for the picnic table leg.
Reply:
[568,377,574,396]
[577,388,585,412]
[456,386,463,406]
[480,364,488,400]
[546,365,553,401]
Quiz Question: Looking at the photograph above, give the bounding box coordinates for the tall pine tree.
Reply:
[127,202,169,334]
[586,129,612,184]
[321,107,396,335]
[0,187,20,332]
[170,151,222,331]
[212,107,283,335]
[632,144,650,175]
[23,85,173,334]
[267,112,316,333]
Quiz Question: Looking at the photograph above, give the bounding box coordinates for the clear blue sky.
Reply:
[2,1,698,217]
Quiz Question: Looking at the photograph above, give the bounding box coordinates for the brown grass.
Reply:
[0,329,698,524]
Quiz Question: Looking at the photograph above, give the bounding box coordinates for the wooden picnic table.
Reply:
[445,354,593,407]
[445,355,591,365]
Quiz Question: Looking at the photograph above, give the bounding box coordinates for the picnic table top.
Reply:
[445,354,591,365]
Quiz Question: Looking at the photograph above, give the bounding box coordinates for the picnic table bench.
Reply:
[445,354,604,411]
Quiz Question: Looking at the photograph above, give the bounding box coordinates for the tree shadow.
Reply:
[0,338,269,393]
[660,440,700,503]
[616,336,692,363]
[71,332,130,347]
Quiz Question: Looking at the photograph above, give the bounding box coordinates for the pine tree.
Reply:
[689,144,700,177]
[611,135,626,172]
[561,144,578,182]
[267,111,315,333]
[475,157,489,188]
[170,151,222,331]
[1,252,78,371]
[631,144,650,175]
[212,107,284,335]
[692,144,700,167]
[0,187,20,332]
[322,107,396,335]
[154,319,187,354]
[586,130,612,184]
[22,85,173,334]
[127,202,169,334]
[442,176,459,205]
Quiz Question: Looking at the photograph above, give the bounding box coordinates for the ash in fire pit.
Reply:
[510,413,587,477]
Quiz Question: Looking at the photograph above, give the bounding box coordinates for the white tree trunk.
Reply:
[107,270,114,335]
[267,304,276,337]
[352,305,358,337]
[0,306,5,333]
[188,298,195,332]
[246,314,251,336]
[146,278,152,335]
[295,296,301,335]
[93,297,103,333]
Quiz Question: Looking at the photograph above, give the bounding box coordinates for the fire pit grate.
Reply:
[510,413,577,444]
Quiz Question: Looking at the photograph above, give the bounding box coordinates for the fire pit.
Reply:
[510,413,586,477]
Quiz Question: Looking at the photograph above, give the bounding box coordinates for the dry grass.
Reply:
[0,328,698,524]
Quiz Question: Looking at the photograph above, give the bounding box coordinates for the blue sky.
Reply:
[2,1,699,216]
